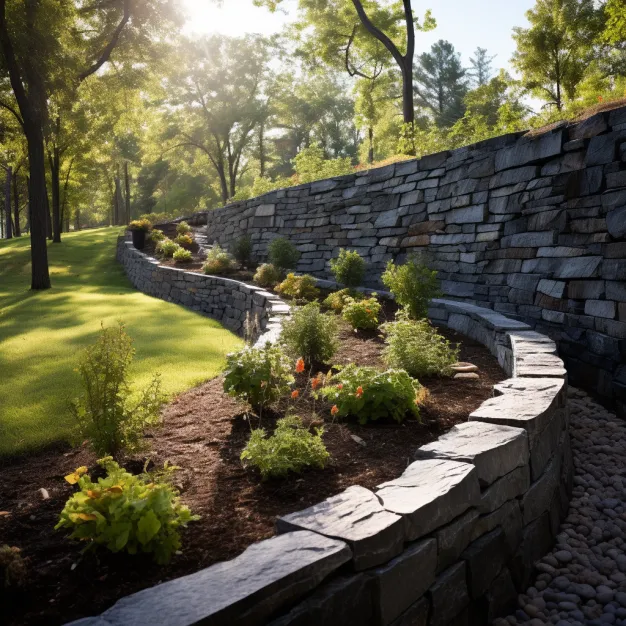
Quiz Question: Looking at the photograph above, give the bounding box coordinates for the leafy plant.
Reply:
[322,288,363,313]
[173,248,193,264]
[223,343,295,411]
[268,237,301,273]
[330,249,365,288]
[342,296,381,330]
[156,238,181,258]
[0,545,27,589]
[318,364,424,425]
[174,233,193,247]
[176,221,191,235]
[382,317,459,378]
[202,244,235,275]
[381,255,440,319]
[231,234,253,268]
[70,322,165,457]
[55,458,199,565]
[128,219,152,232]
[253,263,282,288]
[241,415,329,480]
[276,273,320,302]
[281,302,338,364]
[149,229,165,242]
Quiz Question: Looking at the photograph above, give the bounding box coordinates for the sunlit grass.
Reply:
[0,228,243,457]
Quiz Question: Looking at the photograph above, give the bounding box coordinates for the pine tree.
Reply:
[469,47,496,87]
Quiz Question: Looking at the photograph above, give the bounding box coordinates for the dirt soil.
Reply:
[0,325,505,626]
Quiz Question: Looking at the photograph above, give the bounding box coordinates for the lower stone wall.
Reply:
[68,266,572,626]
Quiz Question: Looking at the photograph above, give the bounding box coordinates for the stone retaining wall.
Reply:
[69,295,572,626]
[198,105,626,412]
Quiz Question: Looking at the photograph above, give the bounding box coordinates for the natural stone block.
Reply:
[390,596,429,626]
[472,500,523,556]
[462,528,508,598]
[255,204,276,217]
[521,452,561,525]
[584,299,616,319]
[537,279,566,299]
[495,131,563,172]
[445,204,486,224]
[415,421,529,487]
[377,459,480,542]
[428,562,470,626]
[553,256,602,279]
[436,509,479,572]
[501,231,556,248]
[585,130,626,166]
[606,205,626,238]
[276,486,404,571]
[489,165,538,189]
[570,112,608,140]
[374,209,401,228]
[484,568,518,623]
[478,465,530,514]
[510,512,553,589]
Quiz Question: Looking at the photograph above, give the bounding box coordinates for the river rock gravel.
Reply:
[495,386,626,626]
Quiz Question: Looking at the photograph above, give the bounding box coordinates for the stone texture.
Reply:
[462,528,509,598]
[478,464,530,514]
[435,508,480,572]
[429,562,471,626]
[390,596,429,626]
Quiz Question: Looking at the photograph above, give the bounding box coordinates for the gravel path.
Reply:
[496,386,626,626]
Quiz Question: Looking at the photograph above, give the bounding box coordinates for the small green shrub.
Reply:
[281,302,338,364]
[176,221,191,235]
[0,545,27,589]
[202,244,235,275]
[322,288,363,313]
[330,249,365,288]
[382,317,459,378]
[139,212,171,226]
[276,273,320,302]
[342,296,381,330]
[156,238,180,258]
[231,234,253,268]
[318,364,424,425]
[223,343,295,410]
[150,229,165,242]
[173,248,193,264]
[55,458,199,565]
[241,415,329,480]
[268,237,300,272]
[253,263,282,288]
[381,256,440,319]
[70,322,164,457]
[128,219,152,232]
[174,233,193,247]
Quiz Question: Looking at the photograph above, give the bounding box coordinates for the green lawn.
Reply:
[0,228,242,457]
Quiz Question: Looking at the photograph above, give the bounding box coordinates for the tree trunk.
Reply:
[114,174,123,225]
[74,208,80,231]
[259,122,266,178]
[124,161,131,222]
[12,170,20,236]
[4,166,12,239]
[368,127,374,163]
[50,146,61,242]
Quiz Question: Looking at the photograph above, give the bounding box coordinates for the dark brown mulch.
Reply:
[0,326,505,626]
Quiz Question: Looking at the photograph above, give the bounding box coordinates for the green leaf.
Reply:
[137,509,162,545]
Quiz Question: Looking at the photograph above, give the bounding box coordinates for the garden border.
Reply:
[69,238,574,626]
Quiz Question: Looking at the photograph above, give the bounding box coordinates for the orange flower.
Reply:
[336,383,344,390]
[291,389,300,399]
[365,308,372,314]
[355,386,363,398]
[598,95,604,102]
[295,357,305,373]
[311,376,321,390]
[331,405,339,416]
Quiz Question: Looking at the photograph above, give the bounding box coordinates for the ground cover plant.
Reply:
[173,248,193,263]
[342,295,381,330]
[275,273,320,302]
[156,238,181,258]
[202,244,235,275]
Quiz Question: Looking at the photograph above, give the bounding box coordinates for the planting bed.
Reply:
[0,323,504,626]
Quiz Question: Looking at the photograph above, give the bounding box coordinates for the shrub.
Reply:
[223,343,295,410]
[156,238,180,258]
[268,237,300,273]
[318,364,424,425]
[342,296,381,330]
[55,457,199,565]
[176,221,191,235]
[276,273,320,302]
[322,288,363,313]
[330,249,365,288]
[381,256,440,319]
[174,233,193,247]
[70,322,165,457]
[382,317,459,378]
[281,302,338,364]
[139,212,171,226]
[231,234,253,268]
[202,244,235,275]
[128,219,152,232]
[0,545,27,589]
[240,415,329,480]
[253,263,282,288]
[149,229,165,242]
[173,248,192,264]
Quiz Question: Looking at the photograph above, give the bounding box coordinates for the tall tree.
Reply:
[511,0,603,111]
[414,39,468,128]
[469,47,496,87]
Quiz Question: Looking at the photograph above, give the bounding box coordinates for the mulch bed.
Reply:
[0,324,505,626]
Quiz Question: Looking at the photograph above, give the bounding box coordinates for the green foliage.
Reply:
[128,219,152,232]
[231,234,253,268]
[268,237,301,272]
[318,364,423,425]
[174,233,193,247]
[292,144,353,184]
[202,244,235,275]
[281,302,338,364]
[149,229,166,243]
[173,248,192,264]
[223,343,295,410]
[70,322,165,457]
[0,545,27,589]
[342,296,381,330]
[276,273,320,302]
[602,0,626,47]
[55,458,199,565]
[240,415,329,480]
[322,288,359,313]
[253,263,282,288]
[382,317,459,378]
[139,213,172,226]
[381,256,440,320]
[330,248,365,288]
[176,221,191,235]
[156,238,181,258]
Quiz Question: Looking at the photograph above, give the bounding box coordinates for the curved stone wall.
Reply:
[198,105,626,412]
[73,247,572,626]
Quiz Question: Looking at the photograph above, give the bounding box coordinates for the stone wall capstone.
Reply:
[198,106,626,413]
